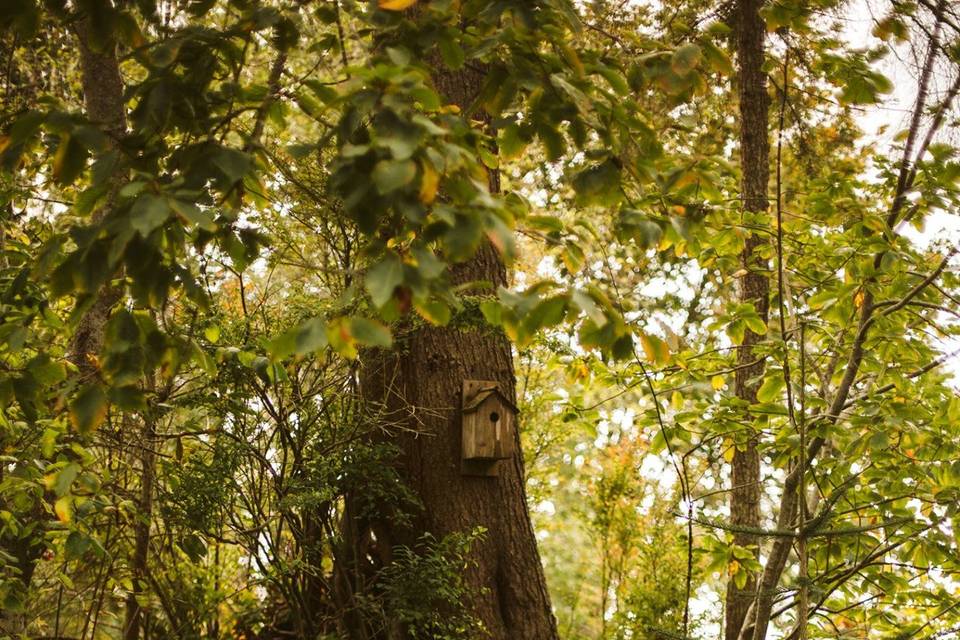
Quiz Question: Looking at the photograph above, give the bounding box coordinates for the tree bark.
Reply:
[75,13,147,640]
[123,412,156,640]
[71,15,126,375]
[0,14,129,637]
[725,0,770,638]
[355,61,559,640]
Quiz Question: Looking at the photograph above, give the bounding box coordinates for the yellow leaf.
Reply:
[640,333,671,365]
[671,390,683,410]
[658,233,673,252]
[419,161,439,204]
[55,496,72,523]
[378,0,416,9]
[854,289,865,309]
[723,438,735,462]
[673,171,698,190]
[575,361,590,380]
[711,374,725,391]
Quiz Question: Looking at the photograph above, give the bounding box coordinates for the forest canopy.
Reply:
[1,0,960,638]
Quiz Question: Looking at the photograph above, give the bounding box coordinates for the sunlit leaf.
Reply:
[378,0,416,9]
[640,333,671,365]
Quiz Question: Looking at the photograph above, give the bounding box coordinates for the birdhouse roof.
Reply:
[463,385,519,414]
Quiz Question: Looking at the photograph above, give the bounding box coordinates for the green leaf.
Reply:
[550,74,591,113]
[733,564,748,589]
[69,384,108,434]
[948,397,960,423]
[481,70,518,116]
[386,46,411,66]
[347,317,393,348]
[52,463,80,497]
[191,342,217,376]
[499,123,528,160]
[743,314,767,336]
[701,41,733,75]
[372,159,417,194]
[619,208,663,247]
[52,135,87,186]
[480,300,502,326]
[671,390,684,410]
[756,375,785,403]
[572,290,606,326]
[411,246,445,279]
[130,194,170,237]
[525,295,569,332]
[365,252,404,308]
[27,354,66,386]
[538,123,566,161]
[169,199,216,231]
[438,32,465,69]
[807,288,838,310]
[727,319,746,344]
[179,534,207,562]
[8,110,44,147]
[595,65,630,95]
[572,159,622,207]
[671,43,702,76]
[414,299,451,325]
[269,318,328,359]
[293,318,327,356]
[65,531,91,559]
[212,148,251,183]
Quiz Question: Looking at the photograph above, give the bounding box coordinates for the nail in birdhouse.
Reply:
[461,380,517,475]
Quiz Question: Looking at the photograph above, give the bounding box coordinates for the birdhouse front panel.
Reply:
[465,395,498,460]
[461,380,518,473]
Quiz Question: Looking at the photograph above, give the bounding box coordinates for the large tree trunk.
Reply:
[725,0,770,638]
[355,62,559,640]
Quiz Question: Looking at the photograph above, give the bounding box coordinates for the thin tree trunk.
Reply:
[75,13,141,638]
[356,62,559,640]
[0,16,128,636]
[123,412,156,640]
[71,15,126,374]
[725,0,770,638]
[743,8,954,638]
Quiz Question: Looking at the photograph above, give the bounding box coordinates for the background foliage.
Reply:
[1,0,960,638]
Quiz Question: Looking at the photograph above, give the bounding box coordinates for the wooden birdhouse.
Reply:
[461,380,518,476]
